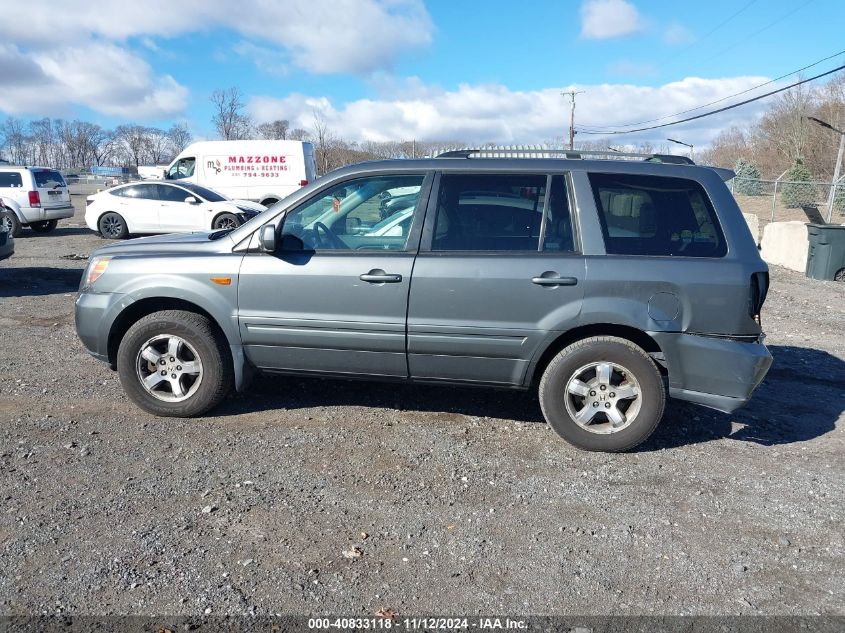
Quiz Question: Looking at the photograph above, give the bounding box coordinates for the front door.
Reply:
[407,172,586,385]
[237,172,431,377]
[156,184,205,232]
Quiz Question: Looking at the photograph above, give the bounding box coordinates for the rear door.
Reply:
[32,169,71,211]
[113,183,161,232]
[407,172,586,385]
[237,172,431,376]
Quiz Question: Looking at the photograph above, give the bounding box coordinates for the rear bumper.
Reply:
[19,204,74,223]
[649,331,772,414]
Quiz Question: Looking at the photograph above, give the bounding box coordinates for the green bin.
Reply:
[805,224,845,281]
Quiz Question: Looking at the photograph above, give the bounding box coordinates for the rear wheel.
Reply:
[261,198,278,206]
[0,210,22,238]
[212,212,240,230]
[98,212,128,239]
[835,268,845,282]
[29,219,58,233]
[539,336,665,452]
[117,310,233,417]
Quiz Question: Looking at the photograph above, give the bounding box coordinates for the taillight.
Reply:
[28,191,41,207]
[749,271,769,322]
[299,180,309,187]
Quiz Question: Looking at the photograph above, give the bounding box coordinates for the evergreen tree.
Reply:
[733,158,763,195]
[781,159,817,208]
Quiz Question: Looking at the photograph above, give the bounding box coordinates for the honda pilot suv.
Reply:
[75,150,772,452]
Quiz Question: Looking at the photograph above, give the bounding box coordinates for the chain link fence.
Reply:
[729,176,845,240]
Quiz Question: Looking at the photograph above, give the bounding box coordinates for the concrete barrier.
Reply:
[742,212,760,244]
[760,221,809,272]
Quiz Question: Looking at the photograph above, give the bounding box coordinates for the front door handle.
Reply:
[360,269,402,283]
[532,275,578,286]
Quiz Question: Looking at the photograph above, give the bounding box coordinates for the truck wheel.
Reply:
[117,310,233,417]
[212,212,240,230]
[0,210,22,238]
[98,212,128,239]
[30,220,58,233]
[539,336,665,452]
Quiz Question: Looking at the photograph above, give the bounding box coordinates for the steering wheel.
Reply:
[313,221,346,250]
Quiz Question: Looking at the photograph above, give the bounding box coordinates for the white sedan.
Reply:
[85,181,266,239]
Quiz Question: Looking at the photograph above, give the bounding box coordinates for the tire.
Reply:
[98,212,129,239]
[0,210,22,238]
[261,198,278,206]
[212,212,240,230]
[29,219,58,233]
[117,310,234,417]
[539,336,665,452]
[835,268,845,282]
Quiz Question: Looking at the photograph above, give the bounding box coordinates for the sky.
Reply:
[0,0,843,150]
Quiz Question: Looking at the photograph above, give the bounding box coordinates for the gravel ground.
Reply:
[0,197,843,617]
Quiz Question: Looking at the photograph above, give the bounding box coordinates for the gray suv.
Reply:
[75,151,772,451]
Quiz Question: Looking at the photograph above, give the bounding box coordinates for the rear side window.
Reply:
[589,173,726,257]
[432,173,575,252]
[0,172,23,188]
[33,170,66,188]
[113,184,158,199]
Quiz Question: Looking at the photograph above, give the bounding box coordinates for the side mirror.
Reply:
[258,224,276,252]
[185,196,199,204]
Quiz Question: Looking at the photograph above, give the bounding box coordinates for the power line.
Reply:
[578,47,845,133]
[682,0,758,52]
[577,63,845,136]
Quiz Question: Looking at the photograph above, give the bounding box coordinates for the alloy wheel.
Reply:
[135,334,203,403]
[563,361,642,434]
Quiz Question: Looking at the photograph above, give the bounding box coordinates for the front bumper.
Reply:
[649,332,773,414]
[75,290,128,363]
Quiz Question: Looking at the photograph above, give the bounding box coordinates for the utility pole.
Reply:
[561,90,584,151]
[807,116,845,217]
[667,137,694,161]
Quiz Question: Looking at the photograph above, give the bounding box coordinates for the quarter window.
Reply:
[589,173,726,258]
[0,172,23,188]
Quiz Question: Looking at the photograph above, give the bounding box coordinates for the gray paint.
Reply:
[75,155,773,413]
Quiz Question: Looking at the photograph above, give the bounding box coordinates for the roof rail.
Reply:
[435,147,695,165]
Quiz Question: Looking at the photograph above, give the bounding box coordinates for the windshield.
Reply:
[178,183,227,202]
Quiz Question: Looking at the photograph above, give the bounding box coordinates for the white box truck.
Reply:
[163,140,317,205]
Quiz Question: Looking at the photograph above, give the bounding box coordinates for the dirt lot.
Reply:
[0,197,843,617]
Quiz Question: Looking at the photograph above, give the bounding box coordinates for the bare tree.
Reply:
[257,119,289,140]
[287,128,311,141]
[210,87,253,140]
[168,123,192,153]
[1,117,28,164]
[145,128,172,165]
[312,110,334,174]
[116,124,151,167]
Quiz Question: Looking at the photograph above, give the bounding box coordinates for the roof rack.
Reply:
[435,147,696,165]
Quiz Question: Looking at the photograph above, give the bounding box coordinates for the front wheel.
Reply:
[30,219,58,233]
[116,310,234,417]
[212,212,240,230]
[539,336,665,452]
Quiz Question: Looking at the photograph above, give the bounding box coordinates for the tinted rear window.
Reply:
[33,170,66,188]
[0,172,23,188]
[589,173,726,258]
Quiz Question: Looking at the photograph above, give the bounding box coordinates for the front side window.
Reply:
[157,184,193,203]
[168,157,195,180]
[281,174,425,251]
[432,173,574,252]
[589,173,725,257]
[0,172,23,188]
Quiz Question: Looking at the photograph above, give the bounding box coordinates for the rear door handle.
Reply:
[360,270,402,283]
[532,275,578,286]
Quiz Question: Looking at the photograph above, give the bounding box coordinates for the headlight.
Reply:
[85,257,112,286]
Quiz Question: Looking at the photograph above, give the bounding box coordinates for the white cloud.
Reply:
[0,0,432,120]
[664,22,695,45]
[248,75,774,150]
[580,0,643,40]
